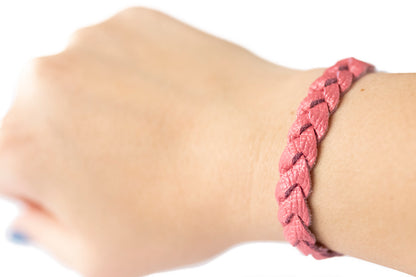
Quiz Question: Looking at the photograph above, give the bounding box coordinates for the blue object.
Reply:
[9,231,30,244]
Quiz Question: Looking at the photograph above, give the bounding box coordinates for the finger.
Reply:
[0,122,43,205]
[7,203,83,270]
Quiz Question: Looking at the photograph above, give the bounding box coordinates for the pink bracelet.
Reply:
[275,57,375,259]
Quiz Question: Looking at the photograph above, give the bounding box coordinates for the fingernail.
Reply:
[9,231,30,244]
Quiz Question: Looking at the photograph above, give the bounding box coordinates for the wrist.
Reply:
[230,62,416,276]
[218,65,327,245]
[242,67,329,243]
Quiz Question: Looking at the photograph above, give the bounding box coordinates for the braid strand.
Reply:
[276,57,375,259]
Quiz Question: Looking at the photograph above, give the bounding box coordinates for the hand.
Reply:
[0,7,290,277]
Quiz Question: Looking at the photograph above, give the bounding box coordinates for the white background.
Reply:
[0,0,414,276]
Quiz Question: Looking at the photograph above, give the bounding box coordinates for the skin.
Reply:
[0,6,415,277]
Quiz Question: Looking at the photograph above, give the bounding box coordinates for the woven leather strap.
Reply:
[275,57,375,259]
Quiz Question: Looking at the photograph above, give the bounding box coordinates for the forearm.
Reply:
[227,66,416,275]
[308,70,416,275]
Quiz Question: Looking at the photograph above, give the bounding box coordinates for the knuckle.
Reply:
[0,113,19,148]
[66,23,114,50]
[21,57,48,79]
[0,122,38,174]
[3,56,68,150]
[21,55,62,81]
[18,54,70,91]
[66,7,169,50]
[67,26,98,47]
[118,6,161,17]
[114,6,167,22]
[1,109,18,132]
[0,109,37,150]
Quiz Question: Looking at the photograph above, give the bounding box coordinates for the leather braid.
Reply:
[275,57,375,259]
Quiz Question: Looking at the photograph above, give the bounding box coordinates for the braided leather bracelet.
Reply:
[275,57,375,259]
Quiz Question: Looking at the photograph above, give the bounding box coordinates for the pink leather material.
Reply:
[276,57,375,259]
